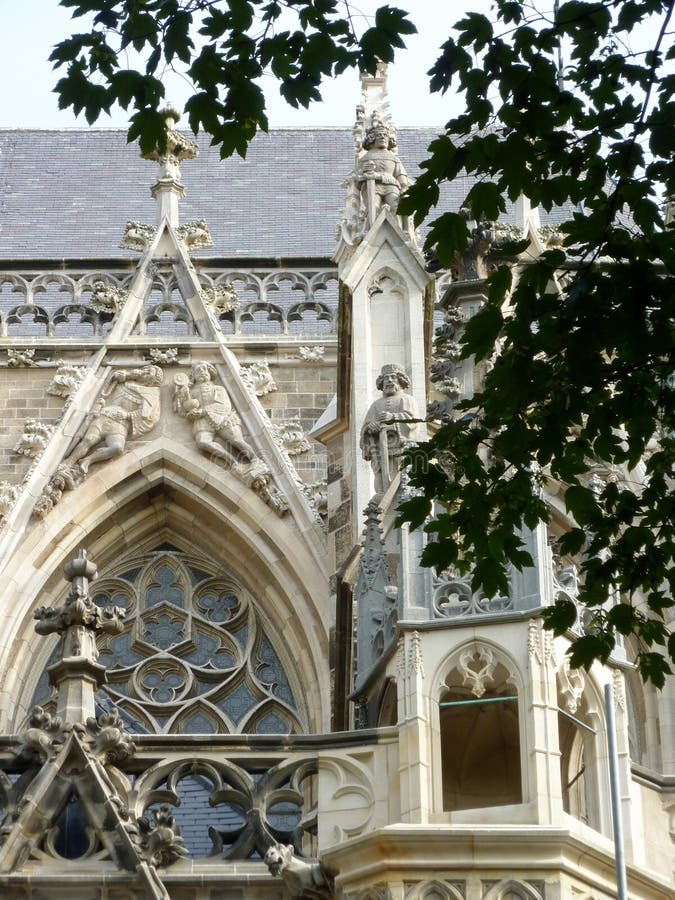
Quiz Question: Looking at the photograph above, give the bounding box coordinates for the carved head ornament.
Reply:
[376,363,410,391]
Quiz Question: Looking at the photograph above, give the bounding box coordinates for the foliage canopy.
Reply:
[51,0,675,684]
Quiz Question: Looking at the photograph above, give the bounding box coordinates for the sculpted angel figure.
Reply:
[356,119,409,220]
[66,365,163,474]
[360,364,418,494]
[173,362,261,471]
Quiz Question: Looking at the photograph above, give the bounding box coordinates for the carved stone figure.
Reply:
[138,805,188,867]
[360,364,417,494]
[173,363,260,471]
[65,365,163,474]
[264,843,332,900]
[356,118,409,223]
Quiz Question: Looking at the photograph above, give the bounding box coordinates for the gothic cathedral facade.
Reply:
[0,69,672,899]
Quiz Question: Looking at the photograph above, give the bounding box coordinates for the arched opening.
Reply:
[1,449,329,734]
[377,678,398,726]
[558,707,593,825]
[556,663,602,831]
[439,649,522,811]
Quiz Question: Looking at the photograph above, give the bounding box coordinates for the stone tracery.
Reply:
[31,546,304,736]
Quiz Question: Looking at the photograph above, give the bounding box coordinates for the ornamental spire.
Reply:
[143,105,199,227]
[34,549,125,724]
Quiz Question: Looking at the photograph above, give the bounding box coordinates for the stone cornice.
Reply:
[321,825,674,898]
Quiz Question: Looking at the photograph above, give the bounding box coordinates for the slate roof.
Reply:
[0,128,436,261]
[0,128,573,262]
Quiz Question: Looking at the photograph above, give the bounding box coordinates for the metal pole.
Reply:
[604,683,628,900]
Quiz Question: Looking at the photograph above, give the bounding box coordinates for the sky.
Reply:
[0,0,479,131]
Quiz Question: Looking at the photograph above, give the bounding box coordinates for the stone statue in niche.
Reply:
[66,365,164,474]
[173,362,266,477]
[360,364,418,494]
[356,117,409,223]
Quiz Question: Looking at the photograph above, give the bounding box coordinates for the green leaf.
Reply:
[462,304,504,361]
[564,485,601,526]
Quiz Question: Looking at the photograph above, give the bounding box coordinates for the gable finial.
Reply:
[143,105,199,227]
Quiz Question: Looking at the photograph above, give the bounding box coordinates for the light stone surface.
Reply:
[0,78,672,900]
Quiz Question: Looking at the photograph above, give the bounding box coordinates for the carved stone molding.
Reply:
[355,501,397,683]
[133,756,317,859]
[89,279,128,316]
[240,360,277,396]
[0,481,19,521]
[538,224,564,248]
[528,619,543,664]
[482,879,545,900]
[344,882,392,900]
[46,364,87,399]
[527,619,554,668]
[200,284,240,313]
[176,218,213,250]
[138,805,188,868]
[147,347,179,365]
[14,418,54,458]
[612,668,626,711]
[298,345,325,361]
[273,419,312,455]
[557,659,585,714]
[396,635,406,680]
[407,630,425,680]
[459,647,497,698]
[433,565,512,618]
[1,265,338,337]
[404,880,466,900]
[428,304,467,422]
[7,348,39,367]
[120,220,158,251]
[13,706,66,762]
[74,708,136,765]
[142,107,199,168]
[0,552,171,890]
[302,480,327,519]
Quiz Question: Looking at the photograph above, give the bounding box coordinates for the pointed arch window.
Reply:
[439,648,523,811]
[31,544,304,735]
